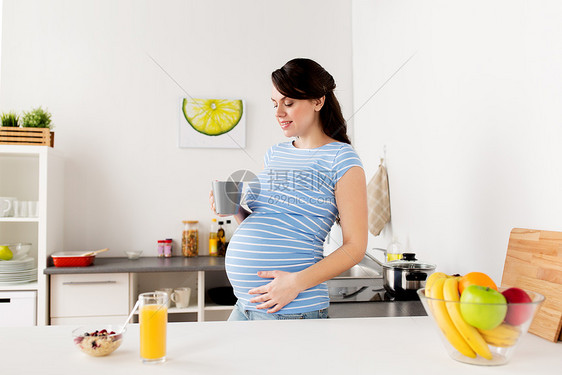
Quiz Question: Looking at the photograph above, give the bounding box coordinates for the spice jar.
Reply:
[164,239,172,258]
[182,220,199,257]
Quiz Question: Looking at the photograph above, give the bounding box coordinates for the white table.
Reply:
[1,317,560,374]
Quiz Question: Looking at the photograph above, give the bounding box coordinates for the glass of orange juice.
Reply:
[139,292,168,364]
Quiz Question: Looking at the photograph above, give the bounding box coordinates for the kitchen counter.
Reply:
[1,317,560,374]
[43,256,226,274]
[328,300,427,318]
[43,257,428,320]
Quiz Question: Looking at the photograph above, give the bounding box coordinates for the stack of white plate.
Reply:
[0,256,37,285]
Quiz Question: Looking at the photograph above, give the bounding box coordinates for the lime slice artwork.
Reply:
[182,99,243,136]
[179,98,246,149]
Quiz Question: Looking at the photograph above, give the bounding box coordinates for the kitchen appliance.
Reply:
[51,248,108,267]
[327,251,385,302]
[328,249,435,302]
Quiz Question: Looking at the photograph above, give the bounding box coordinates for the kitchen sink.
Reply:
[333,263,381,279]
[327,252,385,302]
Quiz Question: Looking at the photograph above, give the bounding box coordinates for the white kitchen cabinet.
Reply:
[50,273,137,325]
[45,257,234,323]
[0,146,64,326]
[0,291,37,326]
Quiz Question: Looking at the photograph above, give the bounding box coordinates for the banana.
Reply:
[443,277,493,360]
[478,323,521,347]
[429,277,476,358]
[425,272,449,297]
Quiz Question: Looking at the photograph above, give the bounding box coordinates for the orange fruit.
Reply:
[458,272,498,295]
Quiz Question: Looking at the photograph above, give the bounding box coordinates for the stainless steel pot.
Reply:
[367,250,436,300]
[383,253,435,300]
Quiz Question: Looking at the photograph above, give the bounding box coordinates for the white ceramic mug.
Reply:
[171,287,192,309]
[155,288,173,308]
[0,197,16,217]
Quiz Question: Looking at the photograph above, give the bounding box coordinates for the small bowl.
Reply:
[0,242,32,260]
[418,287,545,366]
[125,250,142,260]
[72,325,125,357]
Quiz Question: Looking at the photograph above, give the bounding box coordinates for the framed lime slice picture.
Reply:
[179,98,246,149]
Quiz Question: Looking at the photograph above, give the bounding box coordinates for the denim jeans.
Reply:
[228,300,329,321]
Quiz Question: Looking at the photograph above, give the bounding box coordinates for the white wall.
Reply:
[353,0,562,282]
[0,0,353,256]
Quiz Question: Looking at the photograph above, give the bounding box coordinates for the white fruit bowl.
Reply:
[418,287,545,366]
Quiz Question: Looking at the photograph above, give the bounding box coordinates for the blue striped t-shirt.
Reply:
[225,140,364,313]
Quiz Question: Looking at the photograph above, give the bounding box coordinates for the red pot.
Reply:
[51,252,96,267]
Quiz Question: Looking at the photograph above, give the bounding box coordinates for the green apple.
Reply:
[0,245,13,261]
[460,285,507,330]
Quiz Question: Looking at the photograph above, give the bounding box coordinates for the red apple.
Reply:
[502,287,533,325]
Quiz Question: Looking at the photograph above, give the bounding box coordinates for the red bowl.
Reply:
[51,252,95,267]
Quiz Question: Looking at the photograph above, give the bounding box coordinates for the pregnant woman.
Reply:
[210,58,368,320]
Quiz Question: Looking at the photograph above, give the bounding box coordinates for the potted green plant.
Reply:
[0,112,20,127]
[7,107,55,147]
[21,107,53,129]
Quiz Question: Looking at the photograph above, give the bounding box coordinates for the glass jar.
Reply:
[164,239,172,258]
[182,220,199,257]
[157,240,165,258]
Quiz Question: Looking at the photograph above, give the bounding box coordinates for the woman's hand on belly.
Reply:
[248,271,302,313]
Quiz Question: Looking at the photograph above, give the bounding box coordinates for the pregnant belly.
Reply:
[225,224,327,312]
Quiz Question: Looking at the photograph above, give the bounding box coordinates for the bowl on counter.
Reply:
[125,250,143,260]
[417,287,544,366]
[72,325,125,357]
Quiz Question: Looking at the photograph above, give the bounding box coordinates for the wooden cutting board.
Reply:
[501,228,562,342]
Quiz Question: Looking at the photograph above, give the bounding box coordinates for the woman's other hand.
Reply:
[248,271,302,313]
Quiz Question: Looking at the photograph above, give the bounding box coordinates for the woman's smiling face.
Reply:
[271,86,323,139]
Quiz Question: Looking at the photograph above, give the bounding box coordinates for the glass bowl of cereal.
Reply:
[72,325,125,357]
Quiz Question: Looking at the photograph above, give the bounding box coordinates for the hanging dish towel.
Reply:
[367,159,391,236]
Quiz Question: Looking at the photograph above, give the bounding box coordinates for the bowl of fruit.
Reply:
[0,242,32,261]
[418,272,545,366]
[72,325,125,357]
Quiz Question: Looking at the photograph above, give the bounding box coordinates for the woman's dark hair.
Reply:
[271,58,351,144]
